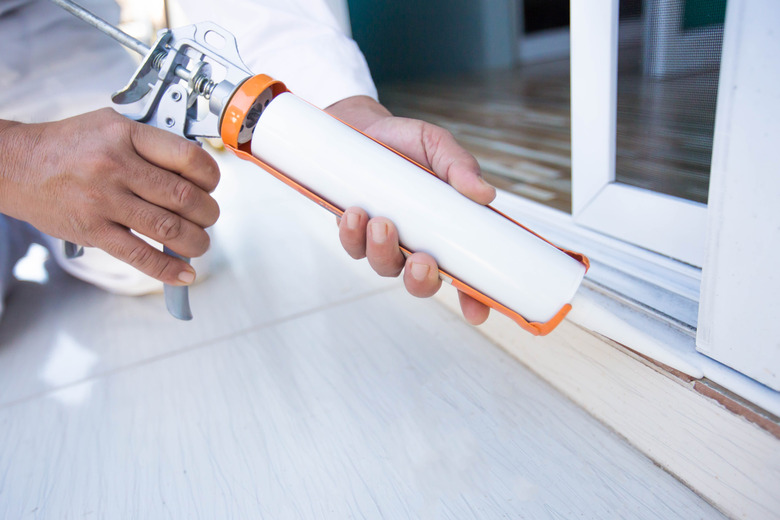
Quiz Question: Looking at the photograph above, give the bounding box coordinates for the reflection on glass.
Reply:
[616,0,726,204]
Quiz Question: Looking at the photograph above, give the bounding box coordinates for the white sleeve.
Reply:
[178,0,378,109]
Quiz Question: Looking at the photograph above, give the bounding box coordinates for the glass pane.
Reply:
[615,0,726,204]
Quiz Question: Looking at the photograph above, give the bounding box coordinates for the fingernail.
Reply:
[346,211,359,230]
[410,262,430,281]
[371,221,387,244]
[178,270,196,284]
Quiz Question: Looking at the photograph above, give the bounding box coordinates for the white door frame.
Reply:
[570,0,708,267]
[696,0,780,391]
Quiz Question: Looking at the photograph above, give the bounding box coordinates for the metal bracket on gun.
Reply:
[144,83,194,321]
[151,83,194,321]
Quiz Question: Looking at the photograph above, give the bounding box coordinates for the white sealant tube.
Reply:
[250,93,585,324]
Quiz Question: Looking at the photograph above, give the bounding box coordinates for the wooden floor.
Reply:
[379,60,574,213]
[0,150,724,518]
[378,55,715,213]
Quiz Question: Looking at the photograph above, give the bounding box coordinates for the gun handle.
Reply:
[64,241,84,259]
[163,245,193,320]
[62,241,192,321]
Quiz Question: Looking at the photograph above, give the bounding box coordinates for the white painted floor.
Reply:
[0,151,725,519]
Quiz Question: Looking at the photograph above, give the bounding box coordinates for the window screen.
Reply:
[615,0,726,204]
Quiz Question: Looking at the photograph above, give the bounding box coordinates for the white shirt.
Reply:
[0,0,377,123]
[179,0,377,109]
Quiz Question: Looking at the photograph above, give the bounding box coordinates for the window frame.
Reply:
[570,0,708,267]
[695,0,780,391]
[503,0,780,409]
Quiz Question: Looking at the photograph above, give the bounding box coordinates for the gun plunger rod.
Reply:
[48,0,150,56]
[49,0,217,96]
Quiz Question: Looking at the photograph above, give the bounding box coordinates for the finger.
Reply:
[402,252,442,298]
[338,206,369,259]
[419,124,496,205]
[365,217,405,277]
[128,122,220,193]
[458,291,490,325]
[95,223,196,286]
[124,157,220,228]
[113,193,211,258]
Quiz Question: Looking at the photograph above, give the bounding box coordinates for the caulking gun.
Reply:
[50,0,589,335]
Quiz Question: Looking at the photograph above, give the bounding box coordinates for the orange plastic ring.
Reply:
[220,74,289,150]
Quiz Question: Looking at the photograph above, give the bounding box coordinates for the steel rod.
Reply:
[48,0,150,56]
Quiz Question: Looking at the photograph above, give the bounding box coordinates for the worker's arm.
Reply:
[326,95,496,325]
[0,109,220,286]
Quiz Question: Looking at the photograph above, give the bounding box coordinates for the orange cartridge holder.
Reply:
[220,75,589,336]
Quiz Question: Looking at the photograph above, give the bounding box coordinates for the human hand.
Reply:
[0,108,220,286]
[325,96,496,325]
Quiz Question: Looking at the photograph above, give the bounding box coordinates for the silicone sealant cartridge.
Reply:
[221,76,588,335]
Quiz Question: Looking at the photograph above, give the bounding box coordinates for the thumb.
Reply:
[419,123,496,205]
